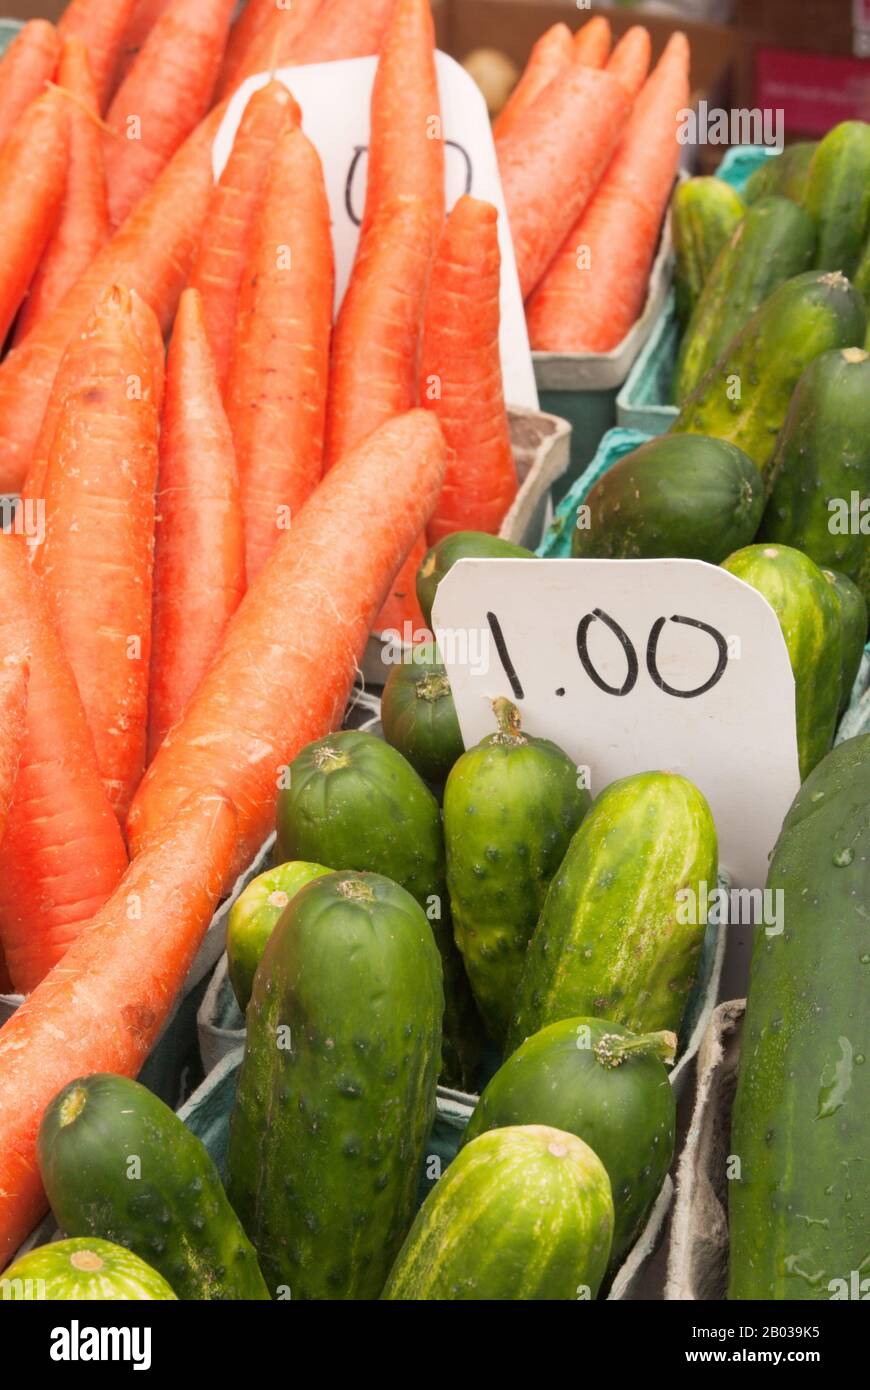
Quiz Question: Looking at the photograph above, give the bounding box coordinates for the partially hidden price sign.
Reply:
[213,53,538,411]
[432,559,802,890]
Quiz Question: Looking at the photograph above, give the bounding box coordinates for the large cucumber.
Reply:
[803,120,870,277]
[571,433,763,563]
[728,735,870,1299]
[382,1125,614,1300]
[672,270,867,487]
[722,544,842,779]
[37,1074,269,1301]
[0,1238,177,1301]
[673,196,816,402]
[226,859,331,1012]
[671,177,745,326]
[508,772,717,1053]
[227,871,443,1300]
[443,698,591,1046]
[462,1017,676,1269]
[823,568,868,712]
[762,347,870,585]
[276,729,481,1091]
[417,531,533,628]
[380,643,465,785]
[744,142,816,205]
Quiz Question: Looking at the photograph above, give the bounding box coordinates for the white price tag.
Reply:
[432,558,801,889]
[213,53,538,411]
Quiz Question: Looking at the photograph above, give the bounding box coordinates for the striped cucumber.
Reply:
[671,176,745,326]
[803,121,870,277]
[823,568,868,712]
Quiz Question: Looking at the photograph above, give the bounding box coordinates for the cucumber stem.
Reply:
[336,877,375,904]
[491,697,526,745]
[594,1031,678,1069]
[312,742,350,773]
[415,672,451,703]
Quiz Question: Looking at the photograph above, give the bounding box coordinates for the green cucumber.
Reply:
[803,121,870,277]
[672,177,745,326]
[37,1074,269,1301]
[571,433,763,563]
[227,860,331,1012]
[823,568,868,712]
[722,544,842,779]
[508,771,717,1053]
[674,196,816,403]
[744,142,816,205]
[381,642,465,784]
[762,347,870,584]
[0,1238,176,1301]
[417,531,533,628]
[462,1017,676,1269]
[227,870,443,1300]
[672,270,867,487]
[728,734,870,1299]
[443,698,591,1046]
[275,729,481,1091]
[382,1125,613,1300]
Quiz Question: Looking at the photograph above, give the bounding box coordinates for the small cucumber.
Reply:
[822,568,868,713]
[672,177,745,326]
[380,642,465,785]
[417,531,533,628]
[227,859,331,1011]
[803,121,870,277]
[744,142,816,205]
[1,1238,177,1301]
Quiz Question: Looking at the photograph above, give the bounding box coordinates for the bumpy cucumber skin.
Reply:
[382,1124,613,1300]
[672,270,867,486]
[276,729,481,1091]
[823,569,868,713]
[508,773,718,1054]
[37,1075,269,1301]
[672,177,745,326]
[744,142,817,206]
[762,348,870,584]
[674,196,816,402]
[227,860,331,1011]
[381,643,465,784]
[571,433,763,563]
[443,726,591,1046]
[1,1237,177,1300]
[227,871,443,1300]
[728,735,870,1300]
[803,121,870,278]
[416,531,533,628]
[722,544,842,779]
[462,1017,675,1268]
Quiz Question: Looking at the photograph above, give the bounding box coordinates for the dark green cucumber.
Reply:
[671,177,745,326]
[722,544,842,779]
[0,1238,177,1301]
[673,195,816,402]
[728,734,870,1299]
[762,347,870,584]
[571,433,763,563]
[672,270,867,487]
[382,1125,614,1300]
[37,1074,269,1301]
[803,121,870,277]
[823,568,868,713]
[227,871,443,1300]
[226,859,331,1011]
[275,728,482,1091]
[508,772,717,1053]
[443,698,591,1046]
[381,642,465,784]
[462,1017,676,1269]
[744,142,816,206]
[417,531,533,628]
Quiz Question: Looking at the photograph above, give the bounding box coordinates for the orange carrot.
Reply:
[58,0,139,110]
[420,195,516,543]
[234,0,394,86]
[0,656,28,845]
[33,285,161,821]
[0,19,61,151]
[495,63,631,299]
[128,408,447,879]
[491,24,572,143]
[14,38,109,343]
[114,0,175,86]
[0,790,236,1267]
[572,13,612,66]
[527,32,690,354]
[0,88,69,347]
[103,0,235,228]
[219,0,322,98]
[606,23,652,100]
[0,104,222,495]
[225,122,334,582]
[149,290,246,760]
[0,534,128,997]
[361,0,444,242]
[188,80,297,394]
